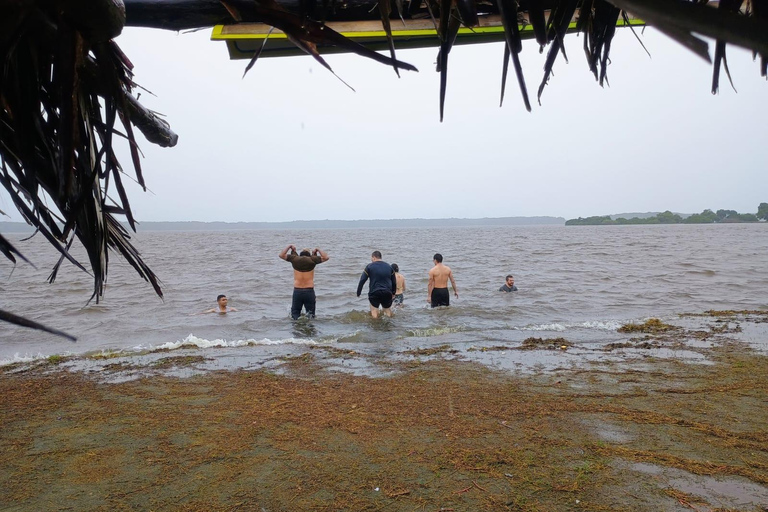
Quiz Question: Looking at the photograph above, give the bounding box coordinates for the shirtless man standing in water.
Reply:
[427,253,458,307]
[279,244,330,319]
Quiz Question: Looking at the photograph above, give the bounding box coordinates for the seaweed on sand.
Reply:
[618,318,680,334]
[2,346,768,511]
[519,337,573,350]
[402,344,460,356]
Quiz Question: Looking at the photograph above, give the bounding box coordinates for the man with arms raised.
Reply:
[428,253,458,307]
[357,250,397,318]
[279,244,330,319]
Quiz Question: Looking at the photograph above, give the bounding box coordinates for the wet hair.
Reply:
[217,294,226,301]
[372,250,382,259]
[506,275,514,280]
[433,253,443,263]
[391,263,399,272]
[300,249,311,257]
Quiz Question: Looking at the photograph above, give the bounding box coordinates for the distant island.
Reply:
[566,204,767,226]
[0,216,566,233]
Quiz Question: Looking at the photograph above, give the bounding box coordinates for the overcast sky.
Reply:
[2,23,767,222]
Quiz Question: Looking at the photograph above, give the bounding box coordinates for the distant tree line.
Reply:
[566,203,768,226]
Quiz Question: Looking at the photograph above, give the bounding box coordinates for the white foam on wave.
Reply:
[519,320,623,332]
[406,325,467,337]
[153,334,320,351]
[520,323,567,332]
[576,320,624,331]
[0,352,52,367]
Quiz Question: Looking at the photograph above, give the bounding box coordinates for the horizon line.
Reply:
[1,215,567,225]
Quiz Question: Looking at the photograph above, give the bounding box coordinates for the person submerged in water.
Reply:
[499,275,518,292]
[357,251,397,318]
[392,263,406,307]
[279,244,330,320]
[427,253,458,307]
[199,294,238,314]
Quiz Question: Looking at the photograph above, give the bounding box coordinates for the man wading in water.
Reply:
[357,250,397,319]
[428,253,458,307]
[279,245,330,319]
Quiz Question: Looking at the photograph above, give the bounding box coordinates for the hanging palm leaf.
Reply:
[0,0,175,339]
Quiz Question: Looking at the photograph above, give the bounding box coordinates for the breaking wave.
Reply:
[153,334,321,351]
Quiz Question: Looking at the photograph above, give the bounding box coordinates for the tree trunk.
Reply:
[124,0,235,30]
[63,0,126,41]
[122,0,416,30]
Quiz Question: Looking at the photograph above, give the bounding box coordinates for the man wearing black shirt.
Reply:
[357,251,397,318]
[499,275,518,292]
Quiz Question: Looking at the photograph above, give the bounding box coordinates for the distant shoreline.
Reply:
[0,216,565,232]
[566,205,767,225]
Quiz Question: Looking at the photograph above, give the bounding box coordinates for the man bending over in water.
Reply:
[427,253,458,307]
[357,251,397,318]
[279,244,330,319]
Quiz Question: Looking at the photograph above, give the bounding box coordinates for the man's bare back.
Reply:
[428,264,453,288]
[292,268,317,288]
[427,254,458,307]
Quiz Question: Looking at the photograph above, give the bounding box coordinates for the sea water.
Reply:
[1,223,767,368]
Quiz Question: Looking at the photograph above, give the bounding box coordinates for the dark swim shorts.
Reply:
[291,287,316,319]
[431,288,450,307]
[369,290,394,309]
[393,293,404,305]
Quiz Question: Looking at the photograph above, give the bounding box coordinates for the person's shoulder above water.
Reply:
[193,294,238,314]
[499,275,518,292]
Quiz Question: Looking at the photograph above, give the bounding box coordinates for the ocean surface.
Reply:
[1,223,767,369]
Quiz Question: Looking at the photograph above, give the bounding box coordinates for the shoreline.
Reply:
[4,311,767,380]
[2,311,768,511]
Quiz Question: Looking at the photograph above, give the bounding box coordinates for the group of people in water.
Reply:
[200,244,517,319]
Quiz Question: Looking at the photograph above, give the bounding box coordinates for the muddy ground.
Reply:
[1,312,768,511]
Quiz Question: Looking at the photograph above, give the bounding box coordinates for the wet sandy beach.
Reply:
[2,311,768,511]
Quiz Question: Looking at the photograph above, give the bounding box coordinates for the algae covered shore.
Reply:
[2,311,768,511]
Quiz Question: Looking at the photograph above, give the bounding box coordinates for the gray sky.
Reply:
[2,24,767,222]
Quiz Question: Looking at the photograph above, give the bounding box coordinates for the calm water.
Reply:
[1,224,767,364]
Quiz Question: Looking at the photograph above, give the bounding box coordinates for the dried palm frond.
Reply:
[123,1,768,122]
[0,309,77,342]
[579,0,621,86]
[712,0,743,93]
[378,0,401,77]
[221,0,418,73]
[1,0,175,338]
[498,0,531,110]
